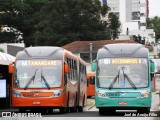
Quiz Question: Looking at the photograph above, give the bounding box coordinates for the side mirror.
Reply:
[64,63,69,73]
[91,61,97,72]
[150,60,155,73]
[8,63,14,74]
[150,60,155,81]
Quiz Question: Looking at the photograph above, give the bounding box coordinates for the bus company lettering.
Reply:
[112,58,141,64]
[22,60,57,66]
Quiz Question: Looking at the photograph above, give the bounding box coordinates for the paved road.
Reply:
[0,93,159,120]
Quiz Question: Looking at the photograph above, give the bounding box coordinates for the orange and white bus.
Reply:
[87,72,95,98]
[9,46,87,113]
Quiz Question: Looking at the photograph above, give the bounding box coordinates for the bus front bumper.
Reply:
[95,95,151,108]
[12,96,66,108]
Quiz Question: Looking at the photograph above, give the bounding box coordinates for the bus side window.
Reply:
[91,77,95,84]
[64,74,67,85]
[64,61,68,85]
[87,78,89,87]
[67,58,72,82]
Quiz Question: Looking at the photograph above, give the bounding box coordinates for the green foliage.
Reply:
[0,32,17,43]
[34,0,118,46]
[0,48,4,52]
[108,13,121,40]
[147,16,160,42]
[0,0,49,46]
[101,4,110,17]
[0,0,120,47]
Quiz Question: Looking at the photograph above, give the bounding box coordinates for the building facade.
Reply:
[100,0,155,43]
[101,0,149,20]
[0,43,25,56]
[100,0,149,33]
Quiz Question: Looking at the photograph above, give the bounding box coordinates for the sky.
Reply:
[149,0,160,18]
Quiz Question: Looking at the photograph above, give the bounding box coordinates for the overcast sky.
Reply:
[149,0,160,18]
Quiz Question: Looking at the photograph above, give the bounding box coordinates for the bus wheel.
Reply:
[19,108,26,113]
[99,108,105,115]
[70,94,77,112]
[87,96,92,98]
[77,106,83,112]
[41,109,48,114]
[48,108,53,114]
[70,107,77,112]
[60,107,67,113]
[77,96,84,112]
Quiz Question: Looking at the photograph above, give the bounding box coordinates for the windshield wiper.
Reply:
[24,69,37,90]
[109,70,120,90]
[41,72,50,89]
[109,66,137,90]
[124,74,137,89]
[121,67,137,89]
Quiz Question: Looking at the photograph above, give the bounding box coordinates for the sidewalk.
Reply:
[151,92,160,112]
[84,98,95,111]
[155,91,160,111]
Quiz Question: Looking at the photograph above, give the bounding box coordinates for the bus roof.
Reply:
[97,43,149,59]
[16,46,65,60]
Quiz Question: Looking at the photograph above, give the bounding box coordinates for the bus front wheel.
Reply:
[47,108,53,114]
[60,107,67,113]
[99,108,105,115]
[99,108,115,115]
[19,108,26,112]
[77,106,83,112]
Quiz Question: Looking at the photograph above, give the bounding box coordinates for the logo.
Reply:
[120,81,125,86]
[42,83,47,88]
[2,112,11,117]
[1,112,42,117]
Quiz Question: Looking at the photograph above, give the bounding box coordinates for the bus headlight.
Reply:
[13,90,21,98]
[13,93,21,98]
[141,93,149,98]
[53,90,63,97]
[98,93,105,97]
[140,90,150,98]
[97,91,106,98]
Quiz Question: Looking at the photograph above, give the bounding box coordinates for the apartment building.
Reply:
[100,0,155,43]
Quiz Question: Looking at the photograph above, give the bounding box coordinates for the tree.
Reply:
[0,32,17,43]
[34,0,119,46]
[107,13,121,40]
[147,16,160,42]
[0,0,49,46]
[0,0,120,46]
[0,48,4,52]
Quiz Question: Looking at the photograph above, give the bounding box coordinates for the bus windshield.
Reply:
[14,60,62,88]
[97,58,148,88]
[89,77,95,85]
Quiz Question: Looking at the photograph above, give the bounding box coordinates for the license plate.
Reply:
[33,101,41,105]
[118,102,127,105]
[106,92,120,97]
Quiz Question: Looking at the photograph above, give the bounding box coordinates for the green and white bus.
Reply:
[92,43,155,115]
